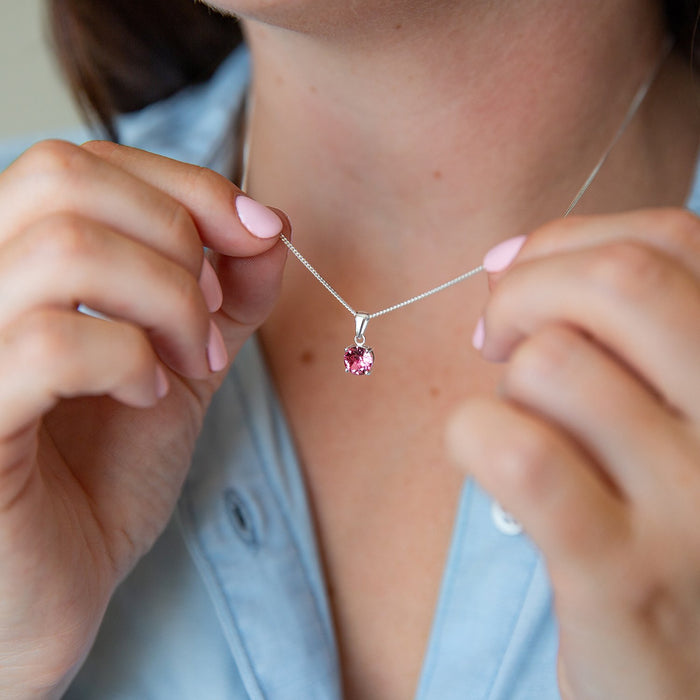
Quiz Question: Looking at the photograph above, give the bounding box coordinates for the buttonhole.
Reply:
[224,488,259,549]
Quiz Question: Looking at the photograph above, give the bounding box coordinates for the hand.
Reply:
[447,209,700,699]
[0,140,290,698]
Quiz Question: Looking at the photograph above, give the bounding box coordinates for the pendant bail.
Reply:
[354,312,370,346]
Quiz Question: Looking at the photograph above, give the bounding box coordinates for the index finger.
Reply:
[81,141,290,257]
[485,208,700,282]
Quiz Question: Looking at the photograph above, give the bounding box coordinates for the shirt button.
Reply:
[491,501,523,536]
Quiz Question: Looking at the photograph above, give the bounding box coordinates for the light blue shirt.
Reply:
[2,45,700,699]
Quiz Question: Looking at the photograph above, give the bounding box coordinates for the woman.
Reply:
[1,0,700,697]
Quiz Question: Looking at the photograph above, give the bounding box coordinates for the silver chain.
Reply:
[242,38,671,323]
[277,232,484,319]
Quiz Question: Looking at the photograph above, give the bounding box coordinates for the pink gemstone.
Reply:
[344,345,374,375]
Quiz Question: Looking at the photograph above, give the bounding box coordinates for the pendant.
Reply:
[344,312,374,375]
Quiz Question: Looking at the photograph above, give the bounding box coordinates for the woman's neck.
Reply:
[241,1,695,292]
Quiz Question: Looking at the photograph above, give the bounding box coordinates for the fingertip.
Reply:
[199,256,224,313]
[155,364,170,399]
[268,206,292,239]
[483,235,527,274]
[235,195,284,240]
[206,319,229,373]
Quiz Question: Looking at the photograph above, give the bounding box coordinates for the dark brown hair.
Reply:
[48,0,242,140]
[48,0,699,141]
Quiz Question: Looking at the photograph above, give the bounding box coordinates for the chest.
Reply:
[263,346,496,699]
[307,451,464,700]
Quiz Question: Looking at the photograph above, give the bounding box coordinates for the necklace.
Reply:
[241,40,671,376]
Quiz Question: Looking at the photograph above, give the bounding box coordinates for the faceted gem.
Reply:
[344,345,374,375]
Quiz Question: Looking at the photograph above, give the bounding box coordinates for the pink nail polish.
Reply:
[199,257,223,313]
[235,195,283,239]
[472,316,485,350]
[483,235,527,273]
[155,365,170,399]
[207,320,228,372]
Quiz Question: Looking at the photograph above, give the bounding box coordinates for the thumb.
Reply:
[210,207,291,359]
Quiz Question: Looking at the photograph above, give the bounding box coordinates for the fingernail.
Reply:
[207,319,228,372]
[199,257,223,313]
[483,235,527,273]
[235,195,283,239]
[472,316,485,350]
[155,365,170,399]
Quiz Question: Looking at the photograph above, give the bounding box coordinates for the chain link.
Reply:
[278,233,356,315]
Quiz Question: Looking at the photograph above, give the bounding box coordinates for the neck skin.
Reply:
[241,1,697,310]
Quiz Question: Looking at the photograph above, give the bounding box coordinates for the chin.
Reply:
[202,0,419,36]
